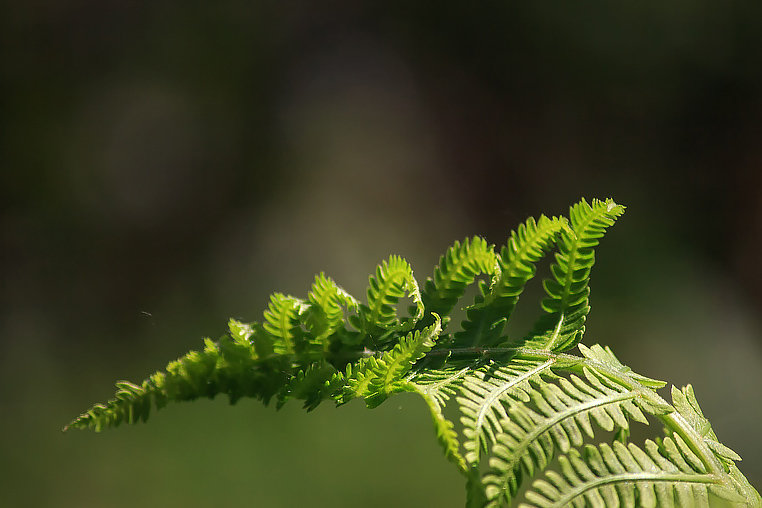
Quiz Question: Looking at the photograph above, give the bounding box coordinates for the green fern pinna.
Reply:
[67,198,760,507]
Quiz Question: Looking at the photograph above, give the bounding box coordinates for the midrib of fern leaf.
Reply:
[455,215,566,349]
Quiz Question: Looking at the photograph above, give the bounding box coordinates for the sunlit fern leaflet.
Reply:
[66,197,760,507]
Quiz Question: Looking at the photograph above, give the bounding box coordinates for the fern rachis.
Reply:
[66,197,760,507]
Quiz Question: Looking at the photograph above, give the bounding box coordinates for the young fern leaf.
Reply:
[421,236,499,327]
[262,293,304,356]
[351,255,424,345]
[526,198,625,352]
[455,215,566,348]
[276,360,339,410]
[342,314,442,408]
[65,196,761,508]
[303,272,360,347]
[65,335,288,431]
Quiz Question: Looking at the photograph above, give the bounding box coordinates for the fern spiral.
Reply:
[66,198,760,507]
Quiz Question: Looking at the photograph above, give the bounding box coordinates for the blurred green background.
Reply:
[2,2,761,506]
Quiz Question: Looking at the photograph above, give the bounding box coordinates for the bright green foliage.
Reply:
[455,215,566,348]
[421,236,499,325]
[66,197,760,508]
[304,272,359,347]
[351,254,424,346]
[263,293,303,355]
[342,315,442,408]
[525,198,625,352]
[519,439,746,508]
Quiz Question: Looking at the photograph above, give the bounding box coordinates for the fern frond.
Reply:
[303,273,359,348]
[276,360,339,411]
[458,358,560,466]
[65,336,289,431]
[526,198,624,352]
[482,366,656,506]
[421,236,498,324]
[342,315,442,408]
[65,196,761,508]
[518,440,745,508]
[455,215,566,348]
[351,255,424,345]
[578,343,666,389]
[417,379,469,473]
[262,293,305,356]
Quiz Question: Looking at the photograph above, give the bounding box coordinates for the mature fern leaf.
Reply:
[667,383,762,507]
[578,343,666,389]
[670,385,743,466]
[482,366,659,507]
[526,198,624,352]
[518,440,745,508]
[455,215,566,348]
[421,236,498,325]
[458,358,560,466]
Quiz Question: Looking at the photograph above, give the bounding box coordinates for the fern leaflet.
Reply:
[455,215,566,348]
[526,198,625,352]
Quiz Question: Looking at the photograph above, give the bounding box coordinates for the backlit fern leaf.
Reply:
[262,293,305,356]
[303,273,360,347]
[342,315,442,408]
[352,255,424,344]
[455,215,566,348]
[482,366,661,507]
[65,335,287,431]
[519,440,746,508]
[421,236,498,325]
[458,358,560,466]
[526,198,624,352]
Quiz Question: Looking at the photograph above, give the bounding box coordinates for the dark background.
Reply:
[2,2,761,506]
